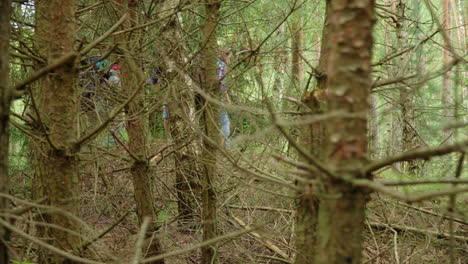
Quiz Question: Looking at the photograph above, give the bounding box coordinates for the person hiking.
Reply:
[108,64,121,87]
[217,48,232,147]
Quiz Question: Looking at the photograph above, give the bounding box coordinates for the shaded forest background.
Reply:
[0,0,467,264]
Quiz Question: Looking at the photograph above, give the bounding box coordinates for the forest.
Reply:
[0,0,467,263]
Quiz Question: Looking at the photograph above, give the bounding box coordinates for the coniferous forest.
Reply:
[0,0,467,263]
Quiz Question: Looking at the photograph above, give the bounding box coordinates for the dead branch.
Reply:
[353,179,468,203]
[80,210,131,250]
[369,222,468,242]
[396,202,467,226]
[227,205,293,213]
[141,227,256,263]
[0,218,104,264]
[231,216,290,260]
[363,139,468,173]
[380,179,468,186]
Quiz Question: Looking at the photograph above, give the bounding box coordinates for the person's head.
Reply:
[96,59,111,72]
[110,64,121,76]
[219,48,232,64]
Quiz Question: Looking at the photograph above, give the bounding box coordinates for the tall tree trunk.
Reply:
[442,0,453,142]
[118,1,164,262]
[384,0,402,171]
[368,94,379,158]
[394,1,419,174]
[315,1,374,263]
[272,24,287,111]
[0,1,12,263]
[32,1,81,263]
[201,0,221,263]
[294,1,331,263]
[156,0,201,229]
[291,16,304,93]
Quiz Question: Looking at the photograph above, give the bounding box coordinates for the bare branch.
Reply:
[379,179,468,186]
[363,139,468,173]
[141,227,256,263]
[352,179,468,203]
[131,217,151,264]
[13,52,78,94]
[0,218,104,264]
[265,100,336,178]
[13,14,127,96]
[74,79,145,148]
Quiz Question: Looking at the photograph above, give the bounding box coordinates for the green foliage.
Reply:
[10,260,36,264]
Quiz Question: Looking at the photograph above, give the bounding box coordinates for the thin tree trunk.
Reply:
[272,50,286,111]
[291,17,304,93]
[368,94,379,158]
[442,0,453,142]
[32,1,81,263]
[117,1,164,263]
[315,1,374,263]
[201,0,221,263]
[394,1,419,174]
[156,0,201,229]
[294,1,331,263]
[0,1,12,263]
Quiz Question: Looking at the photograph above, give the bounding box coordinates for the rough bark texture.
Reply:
[0,1,12,263]
[294,1,331,263]
[394,1,420,174]
[32,1,81,263]
[315,1,374,264]
[201,1,221,263]
[119,1,164,262]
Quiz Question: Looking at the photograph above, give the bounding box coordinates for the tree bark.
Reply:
[442,0,453,142]
[118,1,164,263]
[394,1,420,174]
[0,1,12,263]
[155,0,201,229]
[315,1,374,264]
[294,1,331,263]
[368,94,379,158]
[201,0,221,263]
[291,16,304,93]
[32,1,81,263]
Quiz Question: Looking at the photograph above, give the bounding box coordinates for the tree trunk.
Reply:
[442,0,453,142]
[156,0,201,229]
[368,94,379,158]
[0,1,12,263]
[32,1,81,263]
[291,16,304,93]
[393,1,420,174]
[294,1,331,263]
[315,1,374,263]
[117,1,164,263]
[201,0,221,263]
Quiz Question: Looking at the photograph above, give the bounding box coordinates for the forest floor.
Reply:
[7,143,468,264]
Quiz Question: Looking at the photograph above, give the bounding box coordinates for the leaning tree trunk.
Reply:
[201,0,221,263]
[0,1,12,263]
[32,1,81,263]
[118,1,164,263]
[314,1,375,264]
[294,1,331,263]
